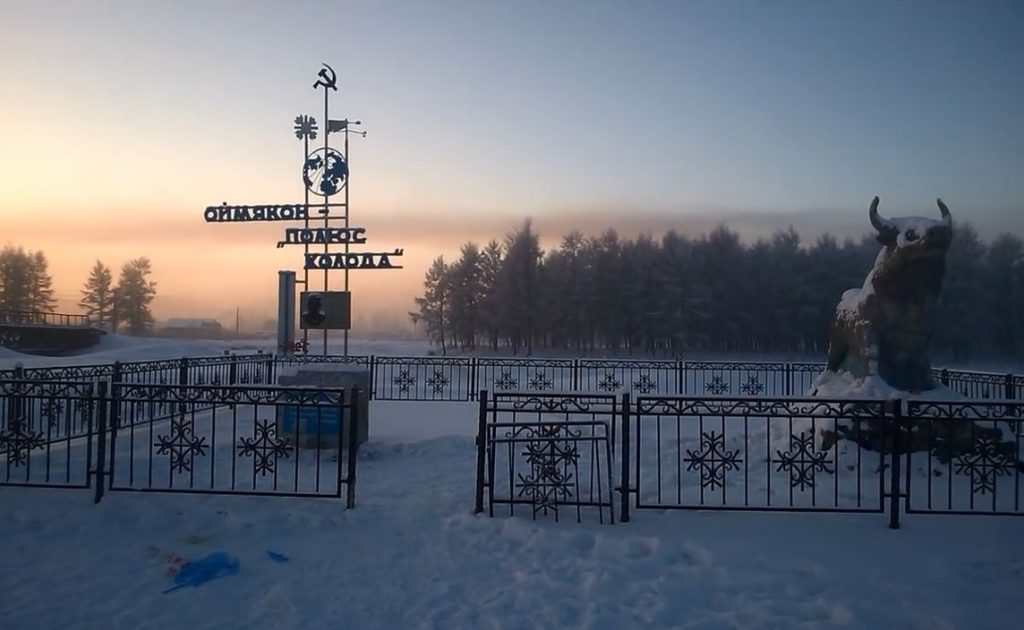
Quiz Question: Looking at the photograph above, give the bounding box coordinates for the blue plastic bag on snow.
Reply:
[163,552,240,593]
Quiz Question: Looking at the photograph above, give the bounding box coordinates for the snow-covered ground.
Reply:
[2,338,1023,628]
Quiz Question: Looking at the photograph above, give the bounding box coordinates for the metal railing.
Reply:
[0,310,92,327]
[0,379,362,506]
[473,391,1023,527]
[3,355,1020,404]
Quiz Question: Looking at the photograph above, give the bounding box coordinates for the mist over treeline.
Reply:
[410,220,1024,362]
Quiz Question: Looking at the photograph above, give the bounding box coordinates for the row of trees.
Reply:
[411,220,1024,362]
[79,259,157,335]
[0,247,57,313]
[0,246,157,335]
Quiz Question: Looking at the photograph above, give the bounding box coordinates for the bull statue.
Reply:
[825,196,953,393]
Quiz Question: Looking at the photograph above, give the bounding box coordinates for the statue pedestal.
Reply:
[276,363,369,448]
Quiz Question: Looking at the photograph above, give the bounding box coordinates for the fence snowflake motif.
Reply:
[494,370,519,390]
[527,371,554,391]
[73,397,93,424]
[393,369,417,394]
[237,420,292,477]
[740,375,765,395]
[597,372,621,392]
[0,417,45,467]
[705,375,730,395]
[774,431,833,491]
[684,431,743,490]
[40,399,64,428]
[426,369,450,394]
[632,373,657,394]
[154,418,209,474]
[953,434,1014,495]
[515,425,580,517]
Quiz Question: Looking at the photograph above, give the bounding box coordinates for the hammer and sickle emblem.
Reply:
[313,63,338,91]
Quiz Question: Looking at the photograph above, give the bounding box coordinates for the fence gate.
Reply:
[475,391,617,524]
[902,400,1024,517]
[104,384,361,506]
[0,380,98,490]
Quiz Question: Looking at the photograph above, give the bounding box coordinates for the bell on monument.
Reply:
[299,291,351,330]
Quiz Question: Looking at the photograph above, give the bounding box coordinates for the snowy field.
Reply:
[1,338,1023,629]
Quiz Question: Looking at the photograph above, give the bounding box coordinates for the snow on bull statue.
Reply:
[824,196,953,393]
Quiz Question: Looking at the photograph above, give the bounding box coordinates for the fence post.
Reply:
[784,363,793,397]
[265,356,274,385]
[676,360,685,395]
[940,369,950,387]
[888,399,902,530]
[229,354,238,385]
[178,357,189,386]
[620,392,631,523]
[474,390,488,514]
[94,381,109,504]
[469,358,478,402]
[10,364,25,434]
[345,386,361,509]
[572,359,580,391]
[368,355,376,400]
[1006,374,1014,400]
[111,361,122,387]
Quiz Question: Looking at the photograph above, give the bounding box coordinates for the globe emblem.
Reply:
[302,147,348,197]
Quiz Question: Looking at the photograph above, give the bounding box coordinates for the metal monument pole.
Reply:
[302,126,310,352]
[343,123,350,357]
[321,70,332,356]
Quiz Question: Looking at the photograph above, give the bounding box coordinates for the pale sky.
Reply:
[1,1,1022,330]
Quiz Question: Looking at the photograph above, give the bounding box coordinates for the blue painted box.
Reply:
[278,393,343,447]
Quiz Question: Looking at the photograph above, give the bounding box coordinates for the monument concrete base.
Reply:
[276,362,369,449]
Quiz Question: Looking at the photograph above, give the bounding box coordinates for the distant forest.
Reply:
[410,220,1024,362]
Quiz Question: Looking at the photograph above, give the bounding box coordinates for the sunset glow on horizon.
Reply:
[3,1,1022,329]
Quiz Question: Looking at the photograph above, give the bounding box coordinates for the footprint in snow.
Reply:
[625,537,658,559]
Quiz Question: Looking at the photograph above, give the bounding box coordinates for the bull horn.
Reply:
[936,198,952,224]
[869,196,893,233]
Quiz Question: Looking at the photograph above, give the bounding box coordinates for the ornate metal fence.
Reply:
[680,362,792,397]
[579,359,678,395]
[373,356,474,401]
[274,354,370,374]
[475,358,575,394]
[0,380,98,488]
[790,362,828,395]
[105,384,361,505]
[0,378,361,506]
[627,396,892,517]
[934,369,1018,401]
[8,355,1016,404]
[902,400,1023,516]
[475,391,617,524]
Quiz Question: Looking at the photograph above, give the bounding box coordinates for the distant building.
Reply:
[157,318,226,339]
